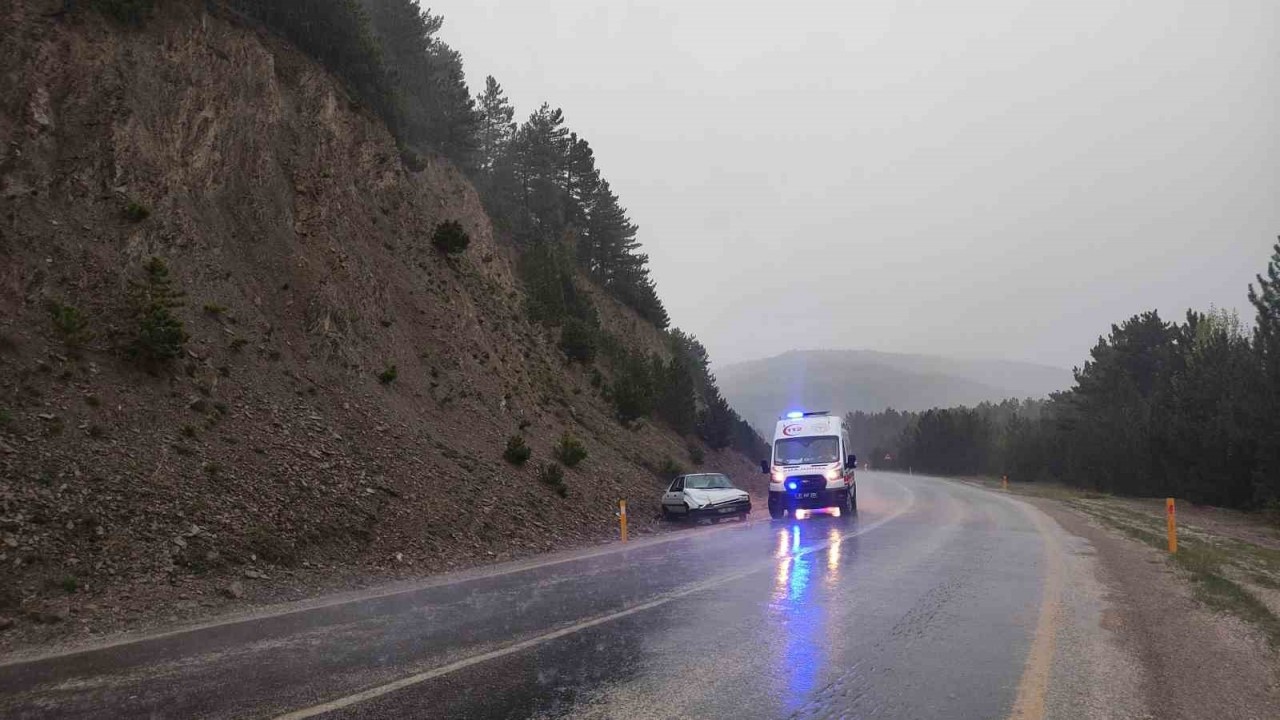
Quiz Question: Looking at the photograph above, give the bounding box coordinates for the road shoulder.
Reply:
[1028,496,1279,720]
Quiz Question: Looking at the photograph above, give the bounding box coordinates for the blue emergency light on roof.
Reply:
[783,410,831,420]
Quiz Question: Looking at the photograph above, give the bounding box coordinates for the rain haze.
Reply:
[437,0,1280,370]
[9,2,1280,716]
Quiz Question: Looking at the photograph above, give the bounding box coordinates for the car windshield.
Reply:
[774,436,840,465]
[683,474,734,490]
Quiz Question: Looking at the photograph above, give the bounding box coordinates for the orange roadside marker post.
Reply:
[619,500,628,543]
[1166,498,1177,554]
[1002,475,1008,491]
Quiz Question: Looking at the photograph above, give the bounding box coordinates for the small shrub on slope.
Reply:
[503,435,531,465]
[554,432,588,468]
[432,220,470,254]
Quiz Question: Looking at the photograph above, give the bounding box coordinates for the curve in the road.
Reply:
[0,472,1074,720]
[275,479,920,719]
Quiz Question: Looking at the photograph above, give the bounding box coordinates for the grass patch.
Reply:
[973,477,1102,502]
[1189,572,1280,645]
[95,0,154,26]
[123,198,151,221]
[1248,573,1280,590]
[378,364,397,385]
[1074,500,1280,647]
[537,462,568,497]
[49,301,92,354]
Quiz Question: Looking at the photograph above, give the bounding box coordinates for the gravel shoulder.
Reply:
[1020,492,1280,719]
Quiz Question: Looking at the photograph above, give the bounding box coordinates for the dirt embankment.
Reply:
[0,1,760,651]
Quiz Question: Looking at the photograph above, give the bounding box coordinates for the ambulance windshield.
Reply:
[774,436,840,465]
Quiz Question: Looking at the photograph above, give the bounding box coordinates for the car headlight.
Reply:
[824,467,841,481]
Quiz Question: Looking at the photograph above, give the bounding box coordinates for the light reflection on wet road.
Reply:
[0,472,1050,719]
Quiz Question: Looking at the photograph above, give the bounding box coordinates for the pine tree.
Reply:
[424,42,481,167]
[561,133,600,227]
[1248,238,1280,506]
[233,0,395,130]
[1061,311,1178,495]
[611,350,655,423]
[476,76,516,174]
[581,180,632,280]
[1160,308,1260,506]
[655,354,698,434]
[126,257,187,366]
[361,0,478,166]
[513,103,570,240]
[698,389,736,449]
[474,76,522,228]
[580,180,668,327]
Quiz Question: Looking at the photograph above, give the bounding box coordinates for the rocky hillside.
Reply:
[0,0,759,649]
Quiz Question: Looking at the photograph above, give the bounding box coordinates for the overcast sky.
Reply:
[435,0,1280,370]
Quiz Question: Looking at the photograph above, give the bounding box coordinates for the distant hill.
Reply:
[716,350,1073,433]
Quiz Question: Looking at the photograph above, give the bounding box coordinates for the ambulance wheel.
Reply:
[839,489,856,520]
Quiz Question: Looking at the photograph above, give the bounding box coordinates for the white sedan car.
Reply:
[660,473,751,522]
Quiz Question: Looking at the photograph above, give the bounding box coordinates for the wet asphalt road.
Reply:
[0,472,1053,719]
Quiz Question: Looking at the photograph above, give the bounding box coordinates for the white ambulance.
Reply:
[760,411,857,520]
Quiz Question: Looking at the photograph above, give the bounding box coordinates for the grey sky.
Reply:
[436,0,1280,370]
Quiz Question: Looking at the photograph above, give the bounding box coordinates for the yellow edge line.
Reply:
[1008,499,1065,720]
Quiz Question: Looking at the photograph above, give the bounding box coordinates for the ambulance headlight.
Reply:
[824,467,841,481]
[772,469,785,483]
